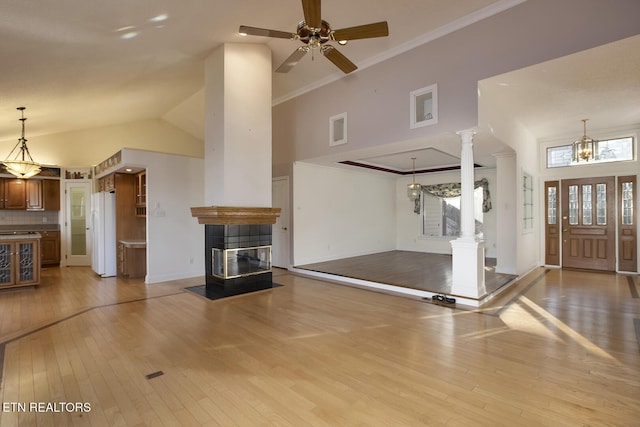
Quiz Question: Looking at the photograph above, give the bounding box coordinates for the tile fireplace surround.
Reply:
[190,207,281,299]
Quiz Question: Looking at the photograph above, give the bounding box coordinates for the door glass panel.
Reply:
[0,244,12,284]
[70,187,87,255]
[547,186,557,225]
[568,185,578,225]
[596,183,607,225]
[582,185,592,225]
[622,181,633,225]
[18,242,35,282]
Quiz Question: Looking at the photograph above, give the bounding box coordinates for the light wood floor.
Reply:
[0,265,639,426]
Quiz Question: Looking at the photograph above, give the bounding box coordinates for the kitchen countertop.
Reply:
[0,224,60,233]
[119,240,146,248]
[0,232,41,240]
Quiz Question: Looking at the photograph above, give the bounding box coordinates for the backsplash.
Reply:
[0,210,59,226]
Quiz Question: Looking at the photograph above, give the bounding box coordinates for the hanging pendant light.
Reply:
[407,157,421,201]
[572,119,598,163]
[3,107,41,179]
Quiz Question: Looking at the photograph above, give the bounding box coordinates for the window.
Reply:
[523,172,533,230]
[547,136,634,168]
[410,84,438,129]
[329,112,347,146]
[422,187,484,238]
[622,181,634,225]
[547,185,557,225]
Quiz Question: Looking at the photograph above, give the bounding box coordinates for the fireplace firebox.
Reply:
[212,245,272,279]
[204,224,273,291]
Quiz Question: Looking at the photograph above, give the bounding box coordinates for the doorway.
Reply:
[272,176,290,268]
[545,176,639,272]
[560,176,615,271]
[64,181,92,266]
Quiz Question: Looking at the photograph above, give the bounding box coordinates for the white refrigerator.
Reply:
[91,191,117,277]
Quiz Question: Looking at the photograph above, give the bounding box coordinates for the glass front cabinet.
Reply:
[0,239,40,289]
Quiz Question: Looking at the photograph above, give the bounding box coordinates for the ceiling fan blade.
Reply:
[332,21,389,41]
[275,48,308,73]
[239,25,295,40]
[322,46,357,74]
[301,0,321,28]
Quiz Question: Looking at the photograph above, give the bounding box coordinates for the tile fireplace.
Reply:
[191,207,281,299]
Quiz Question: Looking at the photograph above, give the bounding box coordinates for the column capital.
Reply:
[456,128,477,144]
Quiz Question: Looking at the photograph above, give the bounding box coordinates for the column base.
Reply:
[450,238,486,299]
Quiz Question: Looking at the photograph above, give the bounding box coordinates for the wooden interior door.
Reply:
[561,176,615,271]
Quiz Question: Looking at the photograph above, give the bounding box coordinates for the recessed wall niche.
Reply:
[410,84,438,129]
[329,112,347,146]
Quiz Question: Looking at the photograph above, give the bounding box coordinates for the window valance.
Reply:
[414,178,492,214]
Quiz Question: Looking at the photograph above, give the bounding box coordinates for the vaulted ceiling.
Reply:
[1,0,638,172]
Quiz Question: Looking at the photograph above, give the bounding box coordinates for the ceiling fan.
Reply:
[239,0,389,74]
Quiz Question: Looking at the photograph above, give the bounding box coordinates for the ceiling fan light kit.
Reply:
[239,0,389,74]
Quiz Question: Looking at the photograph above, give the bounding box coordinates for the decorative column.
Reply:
[450,129,486,302]
[458,130,476,241]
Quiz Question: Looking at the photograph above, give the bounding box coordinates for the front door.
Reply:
[561,176,615,271]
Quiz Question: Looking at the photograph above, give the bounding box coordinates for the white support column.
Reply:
[204,43,272,207]
[450,129,486,302]
[458,129,476,242]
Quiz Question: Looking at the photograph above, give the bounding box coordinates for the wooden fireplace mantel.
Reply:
[190,206,281,225]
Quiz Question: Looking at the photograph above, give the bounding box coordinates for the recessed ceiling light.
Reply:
[149,14,168,23]
[114,25,136,33]
[121,31,139,40]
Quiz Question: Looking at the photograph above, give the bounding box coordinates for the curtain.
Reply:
[414,178,492,214]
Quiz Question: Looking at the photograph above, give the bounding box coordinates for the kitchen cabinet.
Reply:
[1,178,59,211]
[118,241,146,278]
[40,230,61,266]
[98,174,115,192]
[26,180,43,210]
[0,236,40,289]
[0,178,27,210]
[135,171,146,217]
[43,180,60,210]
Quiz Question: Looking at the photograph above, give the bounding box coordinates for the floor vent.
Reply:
[145,371,164,380]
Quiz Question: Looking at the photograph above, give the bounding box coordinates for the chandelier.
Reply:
[407,157,421,201]
[572,119,598,163]
[3,107,41,179]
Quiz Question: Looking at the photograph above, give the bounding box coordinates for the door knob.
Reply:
[282,227,288,230]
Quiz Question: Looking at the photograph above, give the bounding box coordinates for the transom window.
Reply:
[547,136,634,168]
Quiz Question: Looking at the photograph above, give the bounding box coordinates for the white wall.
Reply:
[479,78,540,275]
[118,149,205,283]
[396,169,497,258]
[494,153,517,274]
[293,162,396,265]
